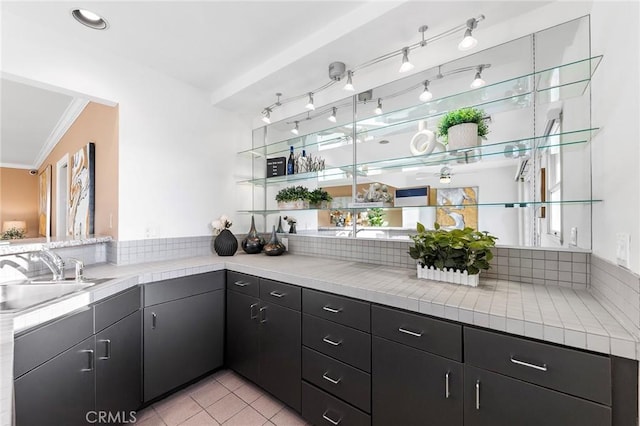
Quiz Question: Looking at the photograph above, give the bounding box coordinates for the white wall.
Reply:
[1,9,252,241]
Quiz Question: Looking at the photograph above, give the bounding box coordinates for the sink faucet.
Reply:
[31,249,65,281]
[67,258,85,282]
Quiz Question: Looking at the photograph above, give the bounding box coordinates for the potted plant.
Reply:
[275,185,310,210]
[437,107,489,150]
[409,222,497,287]
[308,188,333,209]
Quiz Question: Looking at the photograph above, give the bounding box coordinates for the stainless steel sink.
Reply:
[0,278,112,311]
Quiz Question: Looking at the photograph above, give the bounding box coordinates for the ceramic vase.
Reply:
[447,122,479,150]
[276,216,285,233]
[241,216,265,254]
[213,228,238,256]
[263,226,286,256]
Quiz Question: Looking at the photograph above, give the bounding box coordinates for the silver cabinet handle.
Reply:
[322,372,342,385]
[445,371,450,399]
[81,349,94,372]
[322,410,342,425]
[98,339,111,360]
[475,380,480,410]
[322,336,343,346]
[234,281,249,287]
[322,305,342,314]
[398,327,423,337]
[269,291,285,298]
[510,356,548,372]
[250,303,259,320]
[259,306,267,323]
[151,312,157,329]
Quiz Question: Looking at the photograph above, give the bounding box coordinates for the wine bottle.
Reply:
[287,146,295,175]
[299,149,307,173]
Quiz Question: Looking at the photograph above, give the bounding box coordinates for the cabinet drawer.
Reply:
[302,382,371,426]
[144,271,225,306]
[303,347,371,413]
[372,305,462,361]
[303,314,371,372]
[464,327,611,405]
[14,307,93,378]
[303,289,370,332]
[260,278,301,311]
[227,271,259,297]
[94,286,141,333]
[464,364,611,426]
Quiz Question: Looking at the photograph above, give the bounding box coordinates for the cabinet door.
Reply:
[96,310,142,413]
[259,302,301,412]
[226,290,260,383]
[15,336,96,426]
[464,365,611,426]
[144,290,224,401]
[372,337,463,426]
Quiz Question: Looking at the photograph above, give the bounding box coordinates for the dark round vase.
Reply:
[213,229,238,256]
[241,216,265,254]
[264,226,286,256]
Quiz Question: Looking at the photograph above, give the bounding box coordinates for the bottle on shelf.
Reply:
[299,149,308,173]
[287,146,295,175]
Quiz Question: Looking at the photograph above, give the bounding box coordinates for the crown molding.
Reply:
[0,162,35,170]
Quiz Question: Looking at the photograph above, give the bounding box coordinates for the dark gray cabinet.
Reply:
[15,336,96,426]
[144,272,225,401]
[226,272,301,411]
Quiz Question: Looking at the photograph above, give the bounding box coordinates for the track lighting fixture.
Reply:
[458,17,480,51]
[374,98,383,115]
[261,108,272,124]
[291,121,300,135]
[419,80,433,102]
[328,107,337,123]
[305,93,315,110]
[439,166,452,183]
[470,66,486,88]
[344,71,355,91]
[399,47,414,73]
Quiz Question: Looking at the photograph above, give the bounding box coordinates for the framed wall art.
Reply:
[435,186,478,230]
[38,165,52,237]
[69,142,95,238]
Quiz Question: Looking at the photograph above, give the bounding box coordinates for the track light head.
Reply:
[419,80,433,102]
[470,66,486,88]
[399,47,414,73]
[458,18,479,51]
[344,70,355,91]
[305,93,315,110]
[261,108,271,124]
[328,107,337,123]
[374,98,383,115]
[291,121,300,135]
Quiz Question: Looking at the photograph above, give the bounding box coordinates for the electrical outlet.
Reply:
[616,233,630,268]
[281,237,289,251]
[570,227,577,246]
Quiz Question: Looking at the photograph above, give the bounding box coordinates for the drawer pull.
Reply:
[323,305,342,314]
[475,380,480,410]
[234,281,249,287]
[398,327,423,337]
[322,336,343,346]
[322,410,342,425]
[98,339,111,360]
[445,371,450,399]
[269,290,285,298]
[510,356,548,372]
[250,303,259,320]
[151,312,157,329]
[322,372,342,385]
[260,306,268,323]
[81,349,94,372]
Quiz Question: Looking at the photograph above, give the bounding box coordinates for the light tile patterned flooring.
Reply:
[135,370,309,426]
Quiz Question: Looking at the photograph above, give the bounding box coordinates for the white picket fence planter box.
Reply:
[416,264,480,287]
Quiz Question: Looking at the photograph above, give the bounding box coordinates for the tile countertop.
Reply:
[6,252,640,360]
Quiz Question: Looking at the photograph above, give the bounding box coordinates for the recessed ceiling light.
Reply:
[71,8,109,30]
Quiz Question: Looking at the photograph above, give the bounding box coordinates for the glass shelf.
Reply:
[238,56,602,158]
[239,199,602,215]
[238,127,598,186]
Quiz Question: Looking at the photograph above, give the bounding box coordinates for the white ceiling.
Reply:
[1,1,551,166]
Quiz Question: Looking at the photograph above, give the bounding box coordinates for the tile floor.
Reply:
[134,369,310,426]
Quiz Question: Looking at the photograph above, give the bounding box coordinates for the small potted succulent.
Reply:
[437,107,489,150]
[409,222,497,287]
[275,186,310,210]
[308,188,333,209]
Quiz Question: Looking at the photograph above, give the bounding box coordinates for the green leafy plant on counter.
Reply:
[275,185,310,202]
[1,227,26,240]
[308,188,333,207]
[437,107,489,144]
[367,207,387,227]
[409,222,497,275]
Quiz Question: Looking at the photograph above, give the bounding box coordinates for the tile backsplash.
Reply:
[107,236,213,265]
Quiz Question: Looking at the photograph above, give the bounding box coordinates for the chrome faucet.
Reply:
[31,249,65,281]
[67,258,85,282]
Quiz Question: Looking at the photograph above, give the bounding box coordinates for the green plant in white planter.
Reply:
[275,185,310,210]
[308,188,333,209]
[409,222,497,286]
[437,107,489,150]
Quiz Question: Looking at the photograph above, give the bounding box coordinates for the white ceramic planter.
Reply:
[447,122,479,150]
[416,264,480,287]
[277,200,309,210]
